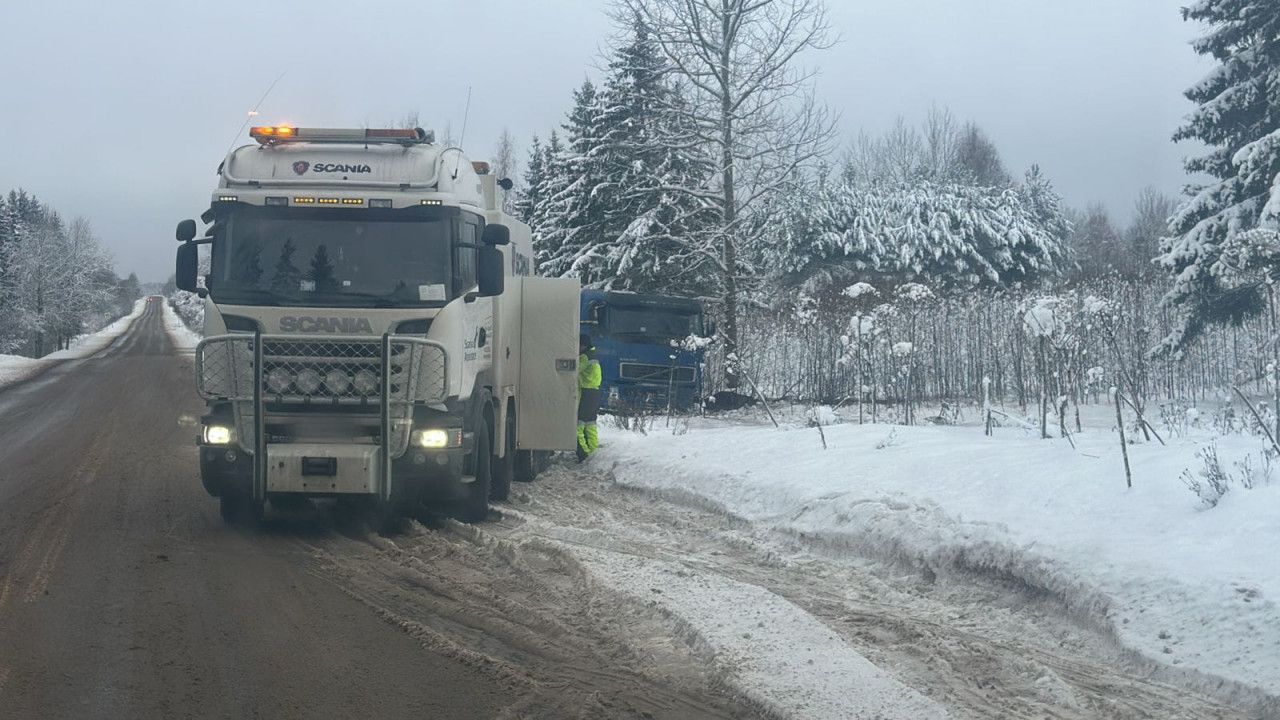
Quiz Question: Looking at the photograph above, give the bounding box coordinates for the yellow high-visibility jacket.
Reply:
[578,349,602,391]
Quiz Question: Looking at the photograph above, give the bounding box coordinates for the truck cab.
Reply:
[176,126,579,526]
[580,289,707,413]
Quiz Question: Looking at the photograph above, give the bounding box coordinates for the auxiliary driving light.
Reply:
[353,369,379,396]
[295,368,323,395]
[266,367,292,394]
[204,425,232,445]
[414,429,460,449]
[324,369,350,394]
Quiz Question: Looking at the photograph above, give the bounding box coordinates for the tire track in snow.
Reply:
[487,463,1254,720]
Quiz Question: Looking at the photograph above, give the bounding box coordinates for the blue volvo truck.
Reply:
[580,290,708,413]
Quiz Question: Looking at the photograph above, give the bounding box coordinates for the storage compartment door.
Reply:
[516,277,580,450]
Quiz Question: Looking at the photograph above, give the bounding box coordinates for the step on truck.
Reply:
[580,289,709,413]
[174,125,580,525]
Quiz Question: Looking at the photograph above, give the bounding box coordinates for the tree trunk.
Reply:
[719,3,739,388]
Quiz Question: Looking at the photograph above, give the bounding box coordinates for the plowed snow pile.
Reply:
[598,412,1280,704]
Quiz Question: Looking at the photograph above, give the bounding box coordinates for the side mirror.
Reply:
[477,246,505,297]
[176,219,197,243]
[584,301,604,324]
[176,242,199,293]
[482,224,510,246]
[497,178,514,191]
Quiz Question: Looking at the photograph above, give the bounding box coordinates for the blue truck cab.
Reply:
[580,290,707,412]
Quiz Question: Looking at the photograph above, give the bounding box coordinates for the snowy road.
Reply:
[0,303,1258,719]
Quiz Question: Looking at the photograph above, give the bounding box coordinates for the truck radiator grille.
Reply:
[196,335,447,405]
[618,362,696,384]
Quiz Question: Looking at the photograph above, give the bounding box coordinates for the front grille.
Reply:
[196,334,445,458]
[618,362,696,384]
[197,335,446,405]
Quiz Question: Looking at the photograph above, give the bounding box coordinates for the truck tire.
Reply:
[514,450,538,483]
[219,494,263,526]
[455,424,492,523]
[490,409,514,501]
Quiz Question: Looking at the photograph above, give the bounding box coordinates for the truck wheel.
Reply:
[455,425,492,523]
[514,450,538,483]
[490,410,514,502]
[219,494,263,526]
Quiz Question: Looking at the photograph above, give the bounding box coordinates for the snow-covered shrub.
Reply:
[1181,443,1232,508]
[1181,439,1277,508]
[167,290,204,331]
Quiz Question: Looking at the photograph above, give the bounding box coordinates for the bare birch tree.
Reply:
[490,128,519,215]
[621,0,837,385]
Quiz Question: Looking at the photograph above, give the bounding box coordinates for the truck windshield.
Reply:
[209,204,453,308]
[606,307,703,342]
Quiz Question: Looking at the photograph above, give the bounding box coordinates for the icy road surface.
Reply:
[0,301,1259,719]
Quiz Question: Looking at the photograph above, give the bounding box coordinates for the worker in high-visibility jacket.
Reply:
[576,333,602,462]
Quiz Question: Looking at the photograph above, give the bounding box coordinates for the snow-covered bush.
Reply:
[1180,442,1275,508]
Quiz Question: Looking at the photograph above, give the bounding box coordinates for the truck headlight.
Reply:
[414,428,460,448]
[203,425,232,445]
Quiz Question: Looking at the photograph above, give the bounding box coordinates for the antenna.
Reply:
[223,71,286,160]
[452,86,472,179]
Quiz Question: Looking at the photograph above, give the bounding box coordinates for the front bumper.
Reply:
[602,382,701,412]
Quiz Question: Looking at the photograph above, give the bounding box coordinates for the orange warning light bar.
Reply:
[250,126,431,145]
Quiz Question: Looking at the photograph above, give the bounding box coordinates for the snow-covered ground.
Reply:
[595,409,1280,707]
[0,298,147,390]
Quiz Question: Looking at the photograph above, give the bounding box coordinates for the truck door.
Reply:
[516,277,580,450]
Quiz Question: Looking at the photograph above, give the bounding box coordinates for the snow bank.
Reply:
[161,296,202,352]
[0,298,147,390]
[598,418,1280,703]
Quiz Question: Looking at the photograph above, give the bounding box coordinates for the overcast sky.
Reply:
[0,0,1211,283]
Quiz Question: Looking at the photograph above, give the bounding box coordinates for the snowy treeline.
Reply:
[757,162,1070,291]
[516,6,1072,315]
[0,189,139,357]
[735,276,1277,417]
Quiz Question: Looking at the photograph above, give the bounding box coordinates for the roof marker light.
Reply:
[294,197,316,204]
[421,199,442,206]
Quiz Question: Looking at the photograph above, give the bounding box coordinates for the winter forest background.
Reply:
[0,189,141,357]
[501,0,1280,428]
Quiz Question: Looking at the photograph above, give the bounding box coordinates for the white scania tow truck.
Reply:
[174,125,579,525]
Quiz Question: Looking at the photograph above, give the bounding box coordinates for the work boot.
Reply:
[576,444,588,463]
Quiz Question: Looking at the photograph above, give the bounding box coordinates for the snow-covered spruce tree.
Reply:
[528,130,570,269]
[536,81,611,279]
[1158,0,1280,352]
[515,134,546,224]
[570,14,719,295]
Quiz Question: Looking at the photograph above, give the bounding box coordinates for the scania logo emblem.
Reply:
[292,161,310,175]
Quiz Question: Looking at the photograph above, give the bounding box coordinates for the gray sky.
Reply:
[0,0,1211,282]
